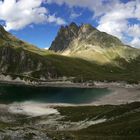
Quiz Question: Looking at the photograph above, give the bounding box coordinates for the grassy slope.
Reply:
[55,102,140,140]
[63,44,140,64]
[0,45,140,83]
[35,53,140,83]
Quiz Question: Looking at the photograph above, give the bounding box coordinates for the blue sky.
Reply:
[0,0,140,48]
[11,4,95,48]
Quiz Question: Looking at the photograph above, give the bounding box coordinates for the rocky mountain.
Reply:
[50,22,123,51]
[50,23,140,64]
[0,24,140,83]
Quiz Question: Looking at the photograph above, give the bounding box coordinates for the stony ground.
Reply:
[0,102,140,140]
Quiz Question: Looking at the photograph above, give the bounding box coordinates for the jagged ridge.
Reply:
[49,22,140,64]
[49,22,123,52]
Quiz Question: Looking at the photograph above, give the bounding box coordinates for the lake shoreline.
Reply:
[0,80,140,89]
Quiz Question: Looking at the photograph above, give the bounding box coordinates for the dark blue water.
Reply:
[0,84,111,104]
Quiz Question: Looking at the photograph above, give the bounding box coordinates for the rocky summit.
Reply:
[49,22,123,52]
[50,23,140,63]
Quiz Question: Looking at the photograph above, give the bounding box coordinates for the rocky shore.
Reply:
[0,79,140,89]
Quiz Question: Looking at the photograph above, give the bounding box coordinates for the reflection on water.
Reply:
[0,84,111,104]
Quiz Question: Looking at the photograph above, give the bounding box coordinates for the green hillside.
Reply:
[0,24,140,83]
[54,102,140,140]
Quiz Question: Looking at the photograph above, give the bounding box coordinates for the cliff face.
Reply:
[50,22,79,52]
[0,25,58,80]
[0,46,41,73]
[0,46,59,80]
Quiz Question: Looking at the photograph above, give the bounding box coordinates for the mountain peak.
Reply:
[50,23,80,52]
[80,23,94,29]
[49,23,125,53]
[69,22,78,28]
[79,23,96,34]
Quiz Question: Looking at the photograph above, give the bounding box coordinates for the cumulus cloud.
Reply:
[131,37,140,48]
[128,24,140,38]
[48,0,140,48]
[0,0,66,31]
[97,1,140,47]
[47,0,113,17]
[47,14,66,25]
[70,10,82,19]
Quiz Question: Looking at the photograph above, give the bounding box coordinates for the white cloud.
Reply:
[0,0,66,31]
[128,24,140,38]
[47,0,112,17]
[48,0,140,48]
[131,37,140,48]
[98,20,128,40]
[70,10,82,19]
[44,47,49,50]
[47,14,66,25]
[97,1,138,38]
[97,1,140,47]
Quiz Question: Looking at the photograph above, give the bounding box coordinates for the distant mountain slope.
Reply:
[0,25,52,56]
[0,25,38,52]
[0,25,58,79]
[49,23,140,64]
[0,24,140,83]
